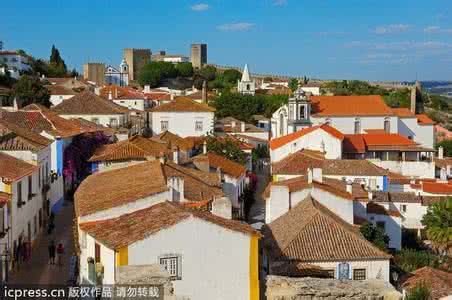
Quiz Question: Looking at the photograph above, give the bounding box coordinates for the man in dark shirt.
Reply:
[48,240,56,265]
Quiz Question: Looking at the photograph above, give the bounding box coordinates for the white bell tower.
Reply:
[237,64,256,95]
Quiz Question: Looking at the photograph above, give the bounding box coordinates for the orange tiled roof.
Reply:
[151,96,215,112]
[263,197,391,262]
[88,136,170,162]
[416,114,435,125]
[79,201,260,250]
[401,267,452,300]
[0,152,38,182]
[45,85,77,96]
[421,182,452,194]
[364,129,387,134]
[310,95,393,116]
[391,108,415,117]
[193,152,246,179]
[366,202,401,217]
[100,86,147,100]
[269,124,344,150]
[150,131,196,151]
[52,91,129,115]
[0,119,53,151]
[75,161,168,217]
[343,133,423,153]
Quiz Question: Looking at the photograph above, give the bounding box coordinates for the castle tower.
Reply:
[83,63,105,85]
[123,48,151,81]
[190,44,207,69]
[237,64,256,96]
[410,80,423,114]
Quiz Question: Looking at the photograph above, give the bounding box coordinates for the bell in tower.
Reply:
[288,87,312,132]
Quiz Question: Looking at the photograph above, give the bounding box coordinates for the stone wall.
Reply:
[266,276,402,300]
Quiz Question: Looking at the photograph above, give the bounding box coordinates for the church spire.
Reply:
[241,64,250,82]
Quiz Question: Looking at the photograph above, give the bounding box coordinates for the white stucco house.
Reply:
[0,50,31,78]
[269,124,344,162]
[263,195,392,281]
[52,91,130,128]
[75,160,260,300]
[46,85,77,107]
[150,96,215,137]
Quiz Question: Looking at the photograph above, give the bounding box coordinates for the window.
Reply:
[353,268,366,280]
[400,204,407,213]
[246,84,250,91]
[159,254,182,280]
[279,114,284,136]
[161,120,169,131]
[17,181,23,207]
[326,269,335,278]
[28,175,33,200]
[109,118,118,128]
[195,121,203,131]
[354,118,361,134]
[384,117,390,133]
[299,105,305,119]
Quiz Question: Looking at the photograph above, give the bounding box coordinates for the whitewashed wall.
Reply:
[371,160,435,178]
[311,187,354,224]
[271,129,342,162]
[311,260,390,282]
[60,114,127,128]
[151,112,214,137]
[265,186,310,223]
[127,217,251,300]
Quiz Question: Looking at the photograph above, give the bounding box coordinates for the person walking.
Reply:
[48,241,56,266]
[56,242,64,268]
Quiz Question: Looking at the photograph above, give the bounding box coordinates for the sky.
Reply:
[1,0,452,81]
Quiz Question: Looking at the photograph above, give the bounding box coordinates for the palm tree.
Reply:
[421,198,452,255]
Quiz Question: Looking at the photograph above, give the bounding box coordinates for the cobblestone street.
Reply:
[9,202,75,285]
[248,160,270,226]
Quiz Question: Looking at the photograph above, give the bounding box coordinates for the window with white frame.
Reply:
[159,254,182,280]
[195,121,203,131]
[161,120,169,131]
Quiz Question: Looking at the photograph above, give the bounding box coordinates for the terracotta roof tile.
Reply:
[343,133,424,153]
[270,124,344,150]
[421,182,452,194]
[366,202,401,217]
[46,85,77,96]
[89,136,170,162]
[270,262,330,278]
[79,201,259,250]
[151,97,215,112]
[0,152,38,182]
[310,95,393,116]
[434,157,452,169]
[400,267,452,299]
[391,108,415,118]
[52,91,129,115]
[150,131,196,151]
[193,152,246,178]
[75,161,168,217]
[263,197,391,262]
[416,114,435,125]
[0,119,52,151]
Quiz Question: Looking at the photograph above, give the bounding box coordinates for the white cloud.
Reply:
[273,0,287,6]
[372,24,412,34]
[217,23,254,31]
[423,26,452,34]
[424,26,440,33]
[190,3,210,11]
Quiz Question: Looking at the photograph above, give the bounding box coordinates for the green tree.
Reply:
[393,249,440,273]
[406,281,431,300]
[222,69,242,84]
[175,62,193,77]
[206,135,247,165]
[11,75,51,108]
[435,140,452,157]
[288,78,299,91]
[138,65,162,87]
[421,198,452,252]
[48,45,68,77]
[199,65,216,81]
[30,58,49,77]
[359,221,390,251]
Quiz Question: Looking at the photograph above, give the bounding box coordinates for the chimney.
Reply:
[172,146,179,164]
[241,122,246,132]
[211,197,232,220]
[368,190,373,201]
[312,168,322,183]
[307,168,313,184]
[167,176,185,203]
[202,80,207,104]
[170,94,175,100]
[346,180,353,194]
[410,86,417,114]
[438,146,444,159]
[231,120,236,128]
[217,167,222,183]
[108,90,113,100]
[144,85,151,93]
[440,168,447,182]
[203,140,207,154]
[94,87,101,95]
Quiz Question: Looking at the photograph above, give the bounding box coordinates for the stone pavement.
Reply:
[9,201,75,285]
